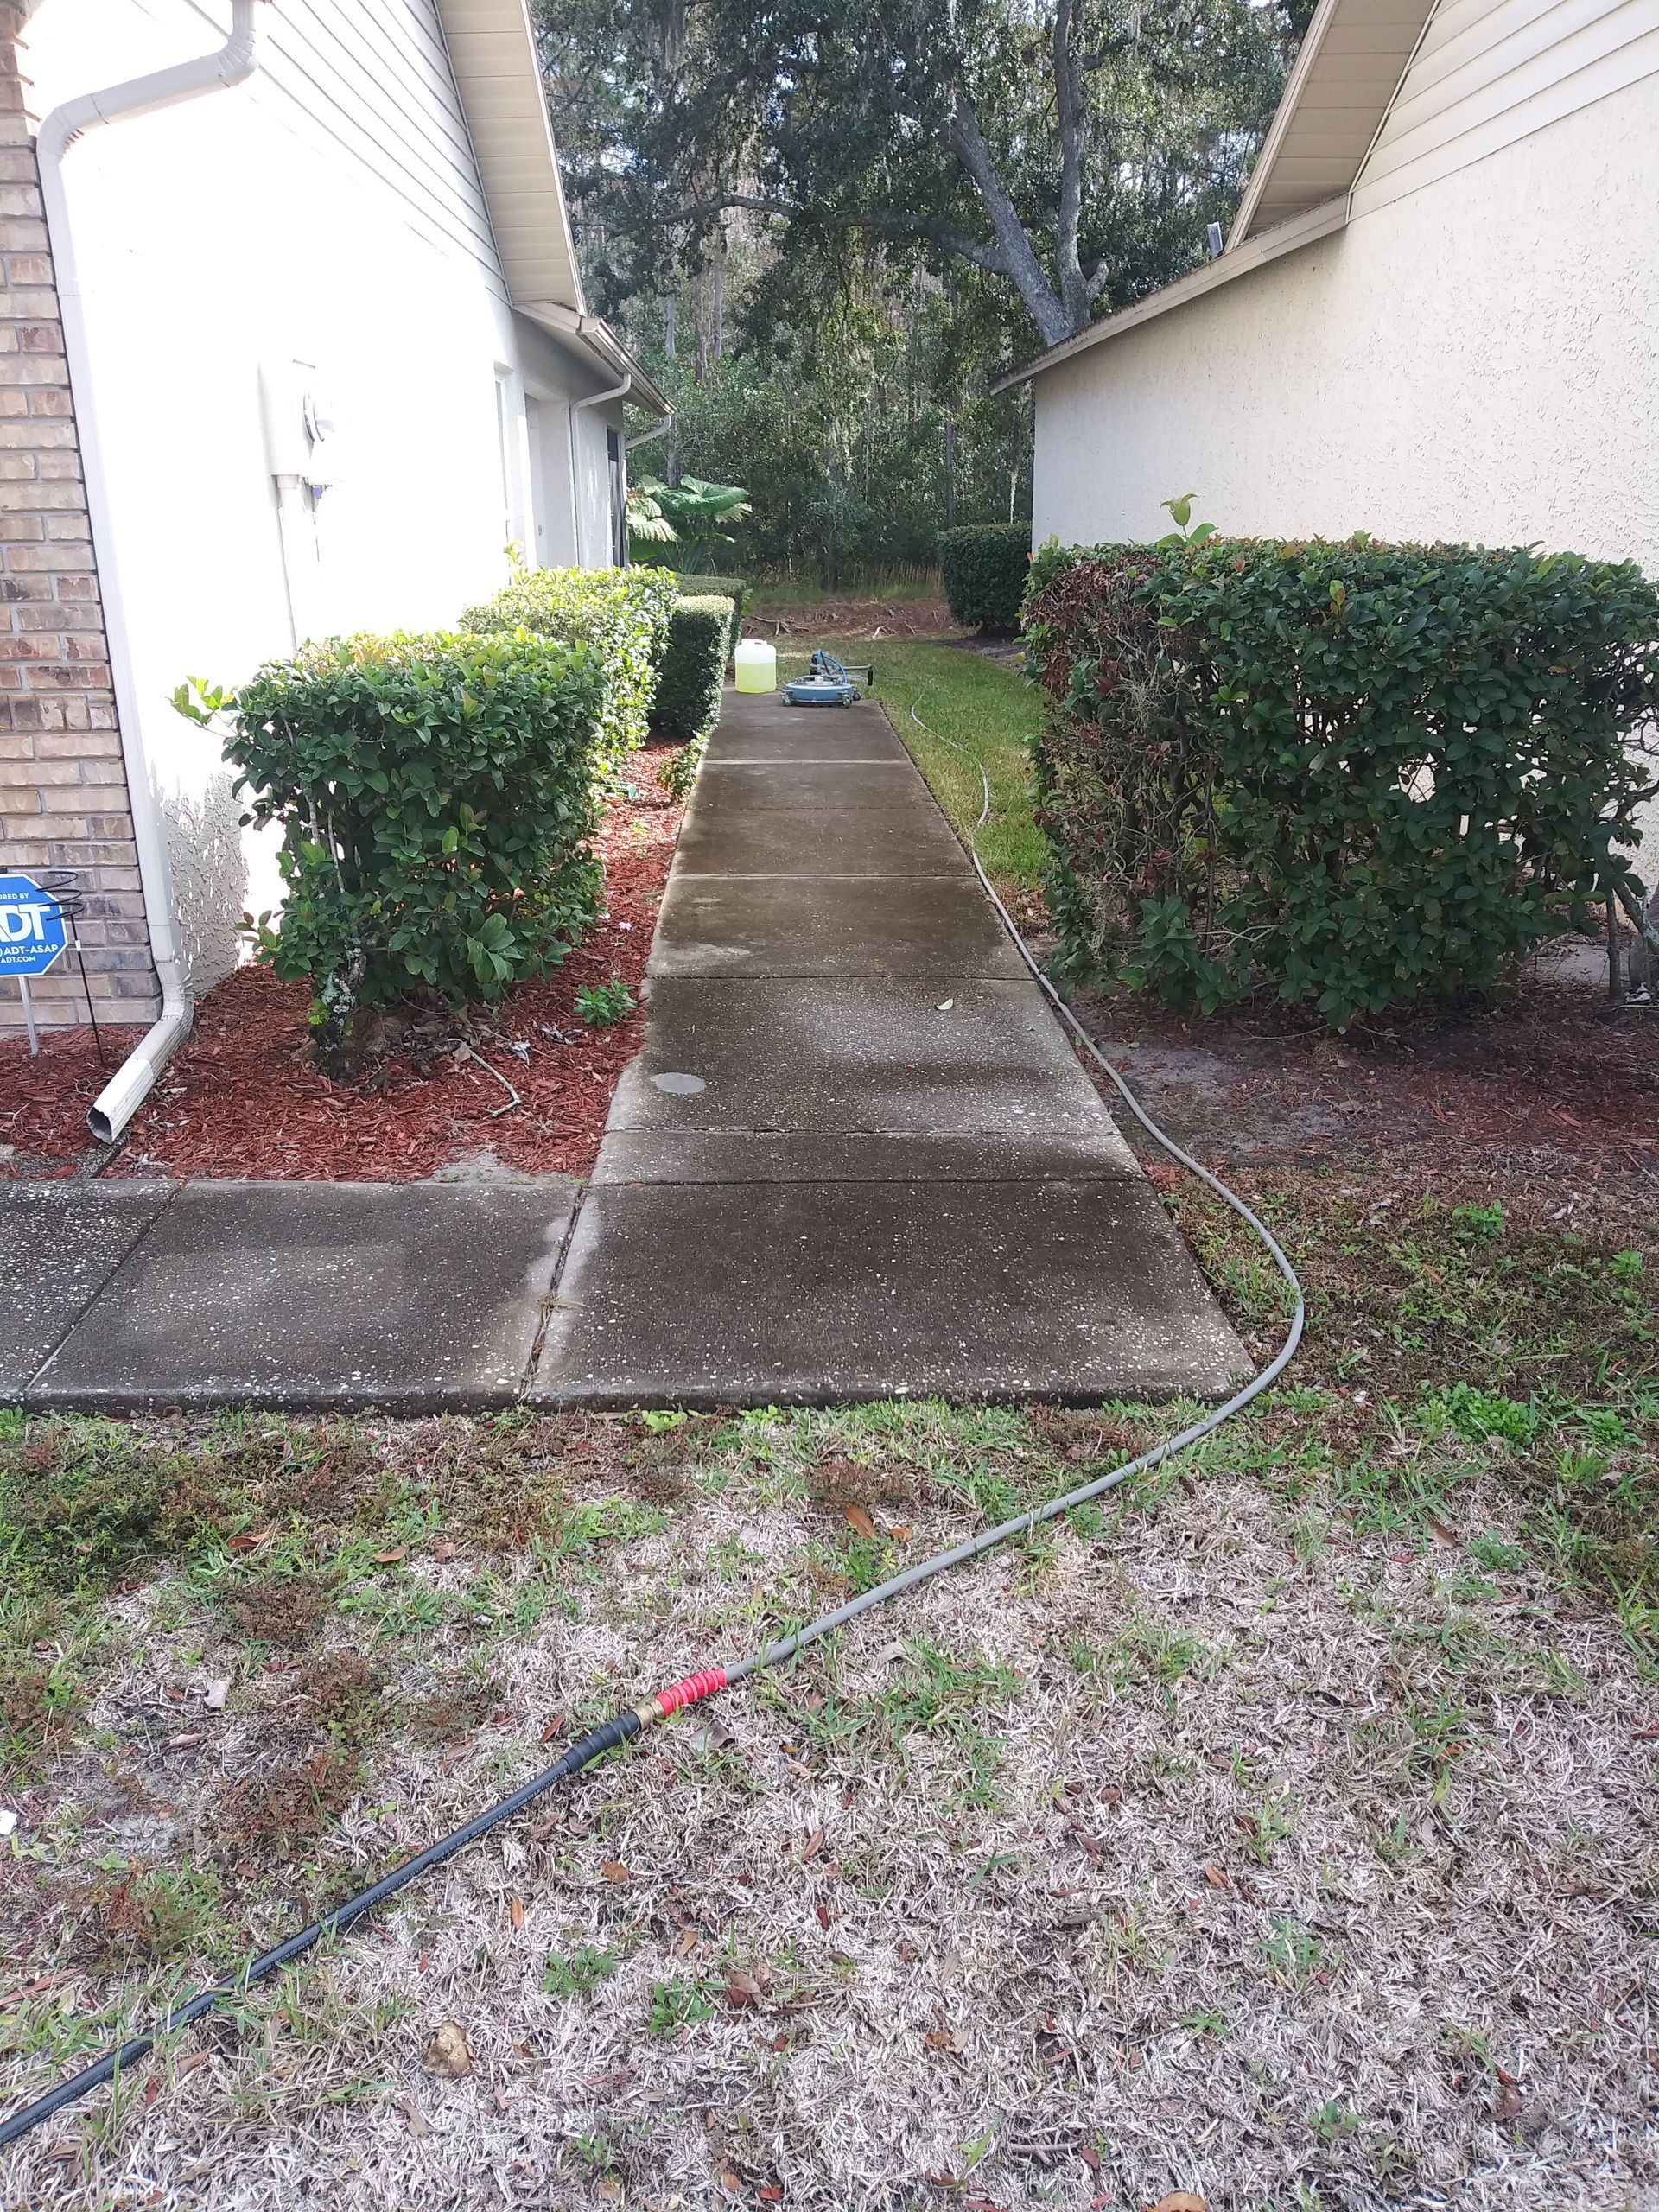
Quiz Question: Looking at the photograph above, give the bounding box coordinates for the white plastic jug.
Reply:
[734,637,777,695]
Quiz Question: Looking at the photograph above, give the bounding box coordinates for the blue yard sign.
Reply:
[0,873,68,978]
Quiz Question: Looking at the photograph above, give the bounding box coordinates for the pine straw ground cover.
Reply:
[0,741,685,1184]
[1,1173,1656,2212]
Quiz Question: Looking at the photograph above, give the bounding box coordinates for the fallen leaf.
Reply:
[673,1925,699,1958]
[1427,1516,1458,1547]
[539,1714,568,1745]
[889,1524,912,1540]
[1202,1864,1229,1889]
[725,1970,764,2007]
[432,1538,461,1562]
[373,1546,408,1565]
[226,1529,274,1553]
[601,1859,630,1885]
[422,2021,472,2079]
[758,2190,782,2204]
[1495,2083,1522,2120]
[203,1679,229,1712]
[1144,2196,1207,2212]
[166,1732,205,1751]
[594,2180,623,2204]
[801,1827,825,1862]
[399,2096,431,2138]
[718,2167,744,2197]
[815,1903,830,1929]
[1080,2146,1101,2174]
[841,1503,877,1541]
[508,1895,524,1930]
[769,2032,788,2052]
[925,2027,956,2050]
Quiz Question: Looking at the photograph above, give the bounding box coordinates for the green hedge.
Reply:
[459,565,677,777]
[221,632,607,1052]
[671,571,747,636]
[652,594,734,746]
[1025,537,1659,1026]
[938,524,1032,632]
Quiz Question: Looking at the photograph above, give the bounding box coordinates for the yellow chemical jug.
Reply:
[734,638,777,694]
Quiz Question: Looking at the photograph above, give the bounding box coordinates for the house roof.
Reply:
[435,0,669,415]
[993,0,1437,392]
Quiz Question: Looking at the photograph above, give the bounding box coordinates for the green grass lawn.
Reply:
[777,639,1046,903]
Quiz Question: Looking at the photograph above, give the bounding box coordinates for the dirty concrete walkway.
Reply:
[6,692,1245,1413]
[532,690,1246,1404]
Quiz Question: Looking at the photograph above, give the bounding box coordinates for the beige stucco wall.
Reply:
[1031,73,1659,580]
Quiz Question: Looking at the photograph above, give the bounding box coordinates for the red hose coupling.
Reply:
[652,1666,728,1719]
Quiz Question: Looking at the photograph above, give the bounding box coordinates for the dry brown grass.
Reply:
[1,1384,1655,2212]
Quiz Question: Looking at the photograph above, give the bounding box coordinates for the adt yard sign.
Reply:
[0,873,67,978]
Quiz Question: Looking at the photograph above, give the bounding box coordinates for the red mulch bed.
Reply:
[2,743,685,1183]
[1069,972,1659,1186]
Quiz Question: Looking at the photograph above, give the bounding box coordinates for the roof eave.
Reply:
[435,0,587,319]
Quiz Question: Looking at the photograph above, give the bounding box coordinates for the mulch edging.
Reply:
[3,741,685,1184]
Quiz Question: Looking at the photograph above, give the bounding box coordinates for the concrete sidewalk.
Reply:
[6,690,1246,1413]
[533,690,1247,1405]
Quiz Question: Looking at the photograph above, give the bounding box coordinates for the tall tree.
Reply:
[538,0,1302,353]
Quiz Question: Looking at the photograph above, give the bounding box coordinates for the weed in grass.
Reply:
[1309,2101,1359,2145]
[219,1745,364,1866]
[1069,1616,1219,1699]
[406,1666,504,1745]
[543,1943,620,1998]
[0,1651,81,1766]
[79,1862,227,1967]
[882,1637,1018,1734]
[646,1976,716,2037]
[1399,1689,1472,1803]
[1262,1917,1324,1987]
[1240,1789,1297,1865]
[1466,1533,1529,1573]
[1418,1384,1540,1448]
[300,1651,388,1745]
[219,1566,338,1650]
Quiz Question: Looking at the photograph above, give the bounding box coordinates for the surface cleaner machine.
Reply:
[784,649,874,706]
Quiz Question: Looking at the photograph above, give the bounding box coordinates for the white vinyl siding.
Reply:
[1351,0,1659,215]
[165,0,505,289]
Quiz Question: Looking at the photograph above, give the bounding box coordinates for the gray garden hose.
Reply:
[0,689,1302,2156]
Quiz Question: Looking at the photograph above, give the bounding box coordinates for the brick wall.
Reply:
[0,0,159,1033]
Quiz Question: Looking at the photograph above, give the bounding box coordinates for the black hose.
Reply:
[0,1713,640,2152]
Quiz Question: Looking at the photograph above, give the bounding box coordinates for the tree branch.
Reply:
[947,91,1074,347]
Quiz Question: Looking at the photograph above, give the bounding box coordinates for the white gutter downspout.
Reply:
[35,0,264,1144]
[625,412,673,457]
[569,368,631,569]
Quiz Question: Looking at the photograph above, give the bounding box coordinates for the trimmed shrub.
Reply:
[460,565,677,776]
[671,571,747,636]
[221,631,607,1049]
[1025,537,1659,1026]
[938,524,1032,632]
[652,594,734,745]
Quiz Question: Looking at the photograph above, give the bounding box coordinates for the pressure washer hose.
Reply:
[0,690,1303,2155]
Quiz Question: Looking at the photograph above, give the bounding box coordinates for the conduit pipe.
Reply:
[35,0,267,1143]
